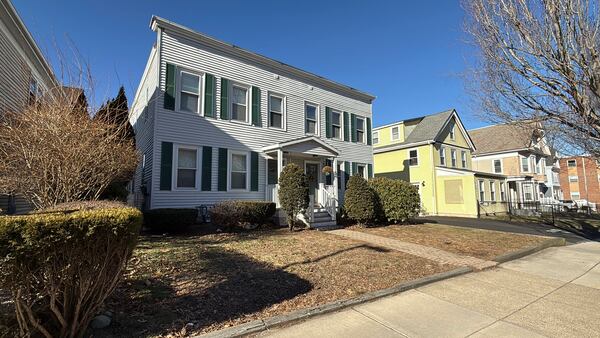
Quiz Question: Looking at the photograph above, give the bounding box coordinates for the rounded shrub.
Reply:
[0,203,142,337]
[278,164,309,230]
[369,177,421,224]
[143,208,198,233]
[343,175,377,226]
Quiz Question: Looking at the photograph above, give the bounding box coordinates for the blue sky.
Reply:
[13,0,487,129]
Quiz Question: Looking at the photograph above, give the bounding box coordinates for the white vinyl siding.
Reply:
[141,28,373,208]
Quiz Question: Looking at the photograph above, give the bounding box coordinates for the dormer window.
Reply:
[391,126,400,141]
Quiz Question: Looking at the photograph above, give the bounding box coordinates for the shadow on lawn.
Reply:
[98,245,313,337]
[554,215,600,240]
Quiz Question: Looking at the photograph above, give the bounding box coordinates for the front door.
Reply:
[305,162,320,203]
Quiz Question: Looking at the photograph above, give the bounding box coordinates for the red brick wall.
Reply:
[559,156,600,203]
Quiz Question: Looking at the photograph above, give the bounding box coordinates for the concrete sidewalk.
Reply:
[259,242,600,338]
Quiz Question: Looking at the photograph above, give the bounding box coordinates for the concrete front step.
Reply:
[311,220,338,228]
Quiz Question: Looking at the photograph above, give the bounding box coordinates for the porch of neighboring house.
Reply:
[262,137,342,228]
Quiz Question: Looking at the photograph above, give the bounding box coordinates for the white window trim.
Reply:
[450,149,457,167]
[408,148,419,167]
[372,131,379,144]
[520,155,530,173]
[268,92,286,131]
[523,183,534,201]
[567,159,577,167]
[356,164,366,178]
[355,115,366,144]
[461,151,467,168]
[569,175,579,182]
[493,159,503,174]
[172,144,201,191]
[439,146,446,166]
[450,125,455,140]
[304,101,320,136]
[175,68,204,115]
[229,81,251,125]
[228,150,251,191]
[478,180,485,201]
[391,126,400,141]
[500,182,506,201]
[489,181,496,201]
[331,109,342,140]
[571,192,580,199]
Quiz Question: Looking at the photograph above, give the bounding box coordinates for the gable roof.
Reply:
[469,122,538,155]
[374,109,475,152]
[150,16,375,104]
[262,136,340,156]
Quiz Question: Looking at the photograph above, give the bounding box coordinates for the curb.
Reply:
[195,266,472,338]
[493,237,566,263]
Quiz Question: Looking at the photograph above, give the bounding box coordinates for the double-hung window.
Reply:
[567,159,576,167]
[373,131,379,144]
[356,117,365,143]
[478,180,485,201]
[229,151,249,190]
[269,93,284,129]
[489,181,496,201]
[569,175,578,182]
[493,159,502,173]
[439,146,446,166]
[305,103,318,134]
[450,126,455,140]
[231,84,249,123]
[500,182,506,201]
[176,147,198,189]
[571,192,580,199]
[391,126,400,141]
[409,149,418,166]
[331,111,342,139]
[179,71,201,113]
[450,149,457,167]
[356,164,366,178]
[521,156,530,172]
[523,184,533,201]
[461,151,467,168]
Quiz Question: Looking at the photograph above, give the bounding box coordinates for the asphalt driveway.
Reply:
[260,242,600,337]
[421,216,588,244]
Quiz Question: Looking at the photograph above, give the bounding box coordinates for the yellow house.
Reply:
[373,109,484,217]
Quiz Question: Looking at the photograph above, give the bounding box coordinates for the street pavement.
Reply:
[259,242,600,338]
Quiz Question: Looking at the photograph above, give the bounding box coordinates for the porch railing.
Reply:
[266,184,279,206]
[320,186,337,221]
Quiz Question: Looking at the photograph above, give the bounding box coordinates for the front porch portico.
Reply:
[262,136,340,226]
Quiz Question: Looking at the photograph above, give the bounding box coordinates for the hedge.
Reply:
[211,200,276,231]
[0,202,142,337]
[143,208,198,232]
[343,175,377,226]
[369,177,420,223]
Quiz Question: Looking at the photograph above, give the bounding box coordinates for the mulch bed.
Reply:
[351,223,550,260]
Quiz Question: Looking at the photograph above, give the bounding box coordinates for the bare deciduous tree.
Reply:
[0,91,138,210]
[464,0,600,158]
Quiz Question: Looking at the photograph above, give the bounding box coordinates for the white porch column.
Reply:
[277,149,283,181]
[333,157,339,207]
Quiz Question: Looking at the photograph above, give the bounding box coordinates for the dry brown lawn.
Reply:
[95,228,453,337]
[352,223,550,260]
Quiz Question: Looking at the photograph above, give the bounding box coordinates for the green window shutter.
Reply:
[160,142,173,190]
[164,64,176,110]
[325,107,332,138]
[366,117,372,145]
[368,163,373,179]
[250,151,259,191]
[204,74,215,118]
[344,161,351,189]
[251,86,261,126]
[202,146,212,191]
[351,114,357,142]
[352,162,358,176]
[343,112,350,141]
[218,148,228,191]
[220,78,229,120]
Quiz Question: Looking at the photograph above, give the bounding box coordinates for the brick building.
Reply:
[559,156,600,204]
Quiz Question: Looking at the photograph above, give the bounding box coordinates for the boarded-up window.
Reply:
[444,179,464,204]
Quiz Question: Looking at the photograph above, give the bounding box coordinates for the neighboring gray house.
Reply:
[0,0,58,214]
[130,16,375,227]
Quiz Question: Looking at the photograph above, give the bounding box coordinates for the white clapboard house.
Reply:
[130,16,375,227]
